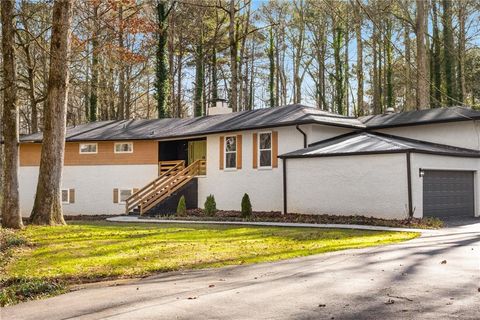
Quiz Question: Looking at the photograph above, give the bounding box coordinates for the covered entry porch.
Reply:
[158,138,207,175]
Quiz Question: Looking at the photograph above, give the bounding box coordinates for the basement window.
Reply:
[119,189,133,203]
[224,136,237,169]
[115,142,133,154]
[79,143,98,154]
[258,132,272,168]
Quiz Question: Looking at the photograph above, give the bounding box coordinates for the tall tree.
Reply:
[155,1,173,118]
[267,26,275,108]
[1,0,23,229]
[89,4,100,122]
[228,0,238,111]
[415,0,429,109]
[194,27,204,117]
[442,0,455,105]
[30,0,73,225]
[457,0,467,103]
[353,1,363,115]
[431,0,442,107]
[385,17,393,110]
[332,13,344,114]
[403,20,415,110]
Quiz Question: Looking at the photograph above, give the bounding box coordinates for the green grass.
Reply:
[1,221,419,306]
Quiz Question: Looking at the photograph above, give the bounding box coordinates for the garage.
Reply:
[423,170,475,218]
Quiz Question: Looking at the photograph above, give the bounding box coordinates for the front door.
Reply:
[188,140,206,165]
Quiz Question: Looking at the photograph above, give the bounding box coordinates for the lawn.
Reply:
[1,221,419,305]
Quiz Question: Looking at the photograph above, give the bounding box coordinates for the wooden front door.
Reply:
[188,140,206,165]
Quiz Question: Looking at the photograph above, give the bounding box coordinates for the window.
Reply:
[258,132,272,168]
[115,142,133,153]
[224,136,237,169]
[79,143,97,154]
[119,189,133,203]
[61,189,70,204]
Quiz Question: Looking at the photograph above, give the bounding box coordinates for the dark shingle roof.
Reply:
[359,106,480,128]
[279,132,480,158]
[20,104,364,142]
[19,105,480,143]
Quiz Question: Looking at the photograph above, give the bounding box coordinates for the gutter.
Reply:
[295,125,308,148]
[406,151,413,218]
[282,158,287,215]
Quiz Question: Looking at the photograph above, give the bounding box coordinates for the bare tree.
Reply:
[1,0,23,229]
[30,0,74,225]
[415,0,429,109]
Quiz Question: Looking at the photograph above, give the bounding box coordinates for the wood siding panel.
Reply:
[236,135,242,169]
[272,131,278,168]
[219,136,224,170]
[113,188,119,203]
[20,140,158,166]
[252,133,258,168]
[69,189,75,203]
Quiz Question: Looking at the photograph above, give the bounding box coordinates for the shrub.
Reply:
[0,229,27,253]
[241,193,252,218]
[204,195,217,216]
[176,196,187,216]
[0,278,65,307]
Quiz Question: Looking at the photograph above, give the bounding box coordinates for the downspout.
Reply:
[282,158,287,215]
[406,151,413,219]
[296,125,308,148]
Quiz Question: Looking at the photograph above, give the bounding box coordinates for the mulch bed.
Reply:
[150,209,443,229]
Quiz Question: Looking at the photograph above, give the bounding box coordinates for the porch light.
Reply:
[419,168,424,178]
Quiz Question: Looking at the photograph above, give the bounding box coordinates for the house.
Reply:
[18,102,480,220]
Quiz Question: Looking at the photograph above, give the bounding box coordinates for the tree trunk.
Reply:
[268,26,275,108]
[155,0,171,118]
[386,18,393,110]
[176,38,184,118]
[30,0,73,226]
[194,29,204,117]
[404,21,414,111]
[354,2,363,116]
[117,4,126,119]
[228,0,238,112]
[416,0,430,109]
[372,21,380,114]
[431,0,442,107]
[1,0,23,229]
[89,5,99,121]
[442,0,455,106]
[333,16,344,115]
[457,0,466,103]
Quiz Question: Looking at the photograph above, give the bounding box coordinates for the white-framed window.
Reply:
[224,136,237,169]
[79,143,98,154]
[119,189,133,203]
[61,189,70,204]
[114,142,133,154]
[258,132,272,168]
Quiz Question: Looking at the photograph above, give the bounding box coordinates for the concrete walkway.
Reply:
[3,219,479,319]
[106,215,432,233]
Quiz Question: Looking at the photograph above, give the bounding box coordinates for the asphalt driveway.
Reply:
[3,220,479,320]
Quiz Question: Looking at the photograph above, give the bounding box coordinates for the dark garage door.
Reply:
[423,170,475,218]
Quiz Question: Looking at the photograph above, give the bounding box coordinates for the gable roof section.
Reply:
[279,131,480,158]
[359,106,480,129]
[20,104,364,142]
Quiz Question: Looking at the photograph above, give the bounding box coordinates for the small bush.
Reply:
[176,196,187,216]
[241,193,252,218]
[0,229,27,253]
[204,195,217,216]
[0,279,65,307]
